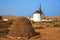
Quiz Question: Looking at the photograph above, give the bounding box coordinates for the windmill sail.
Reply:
[38,4,45,19]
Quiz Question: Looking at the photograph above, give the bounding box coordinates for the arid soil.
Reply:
[0,15,60,40]
[0,27,60,40]
[35,27,60,40]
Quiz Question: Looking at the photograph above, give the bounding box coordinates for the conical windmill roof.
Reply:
[34,10,40,13]
[34,10,42,14]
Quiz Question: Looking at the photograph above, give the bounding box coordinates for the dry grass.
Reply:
[0,27,60,40]
[8,16,37,38]
[0,20,13,29]
[34,27,60,40]
[0,16,60,40]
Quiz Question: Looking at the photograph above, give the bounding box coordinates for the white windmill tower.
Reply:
[33,4,44,22]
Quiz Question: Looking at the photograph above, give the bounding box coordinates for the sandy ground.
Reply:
[35,27,60,40]
[0,16,60,40]
[0,27,60,40]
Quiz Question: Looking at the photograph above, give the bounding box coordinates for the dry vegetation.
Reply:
[0,16,60,40]
[8,16,37,38]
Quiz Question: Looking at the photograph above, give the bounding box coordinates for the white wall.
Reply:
[3,19,9,21]
[41,19,53,22]
[33,13,41,22]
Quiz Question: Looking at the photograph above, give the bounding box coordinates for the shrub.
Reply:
[54,24,60,27]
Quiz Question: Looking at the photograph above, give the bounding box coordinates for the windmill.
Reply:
[32,4,45,22]
[29,4,45,22]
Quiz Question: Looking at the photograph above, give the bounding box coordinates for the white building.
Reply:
[33,10,42,22]
[3,19,9,21]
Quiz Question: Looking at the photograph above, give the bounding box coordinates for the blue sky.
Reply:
[0,0,60,16]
